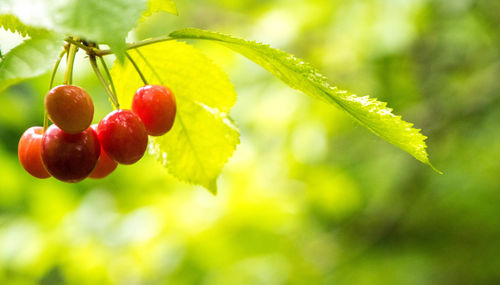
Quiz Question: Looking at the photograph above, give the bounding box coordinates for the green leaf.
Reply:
[0,14,47,37]
[169,28,440,172]
[1,0,149,61]
[50,0,148,61]
[142,0,178,19]
[0,32,63,93]
[110,41,239,193]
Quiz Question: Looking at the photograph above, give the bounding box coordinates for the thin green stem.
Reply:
[135,49,163,84]
[89,55,120,109]
[44,47,67,132]
[125,52,148,85]
[64,41,78,85]
[98,57,118,102]
[97,36,174,56]
[49,48,67,89]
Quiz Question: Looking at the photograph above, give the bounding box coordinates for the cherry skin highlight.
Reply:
[97,109,148,165]
[18,126,51,179]
[45,85,94,134]
[89,124,118,179]
[41,125,100,182]
[132,85,176,136]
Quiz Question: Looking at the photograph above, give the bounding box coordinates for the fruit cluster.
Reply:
[18,84,176,182]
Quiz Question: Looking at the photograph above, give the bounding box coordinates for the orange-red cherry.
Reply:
[89,124,118,179]
[41,125,100,182]
[18,126,51,179]
[97,109,148,165]
[45,85,94,134]
[132,85,176,136]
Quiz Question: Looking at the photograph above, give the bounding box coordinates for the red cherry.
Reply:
[97,109,148,165]
[132,85,176,136]
[45,85,94,134]
[41,125,100,182]
[18,126,51,179]
[89,124,118,179]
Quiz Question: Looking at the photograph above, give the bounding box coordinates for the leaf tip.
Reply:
[428,162,443,175]
[205,179,218,195]
[421,156,442,174]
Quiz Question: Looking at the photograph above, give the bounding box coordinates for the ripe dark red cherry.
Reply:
[132,85,176,136]
[97,109,148,165]
[45,85,94,134]
[89,124,118,179]
[41,125,100,182]
[18,126,51,179]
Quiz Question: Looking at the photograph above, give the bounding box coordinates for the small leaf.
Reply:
[0,14,48,37]
[50,0,148,61]
[170,28,440,172]
[1,0,149,61]
[0,32,63,93]
[110,41,239,193]
[142,0,178,19]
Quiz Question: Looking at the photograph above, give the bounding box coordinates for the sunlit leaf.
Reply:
[110,40,239,193]
[0,32,63,93]
[170,28,440,172]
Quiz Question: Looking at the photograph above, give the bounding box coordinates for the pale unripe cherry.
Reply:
[45,85,94,134]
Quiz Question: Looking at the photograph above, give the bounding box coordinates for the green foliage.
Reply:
[0,0,440,191]
[170,28,439,171]
[0,0,154,61]
[50,0,148,61]
[0,32,62,93]
[1,0,500,284]
[0,14,47,37]
[0,0,180,91]
[110,41,238,193]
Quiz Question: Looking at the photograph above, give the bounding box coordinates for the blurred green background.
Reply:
[1,0,499,284]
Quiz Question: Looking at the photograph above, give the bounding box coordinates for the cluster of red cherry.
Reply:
[18,84,176,182]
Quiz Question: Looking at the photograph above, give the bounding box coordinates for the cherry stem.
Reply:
[49,48,68,89]
[125,51,149,85]
[135,49,164,84]
[100,36,174,56]
[98,57,119,103]
[89,55,120,109]
[63,40,78,85]
[44,46,68,132]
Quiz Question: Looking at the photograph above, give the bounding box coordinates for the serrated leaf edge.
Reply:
[169,28,441,173]
[0,14,48,37]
